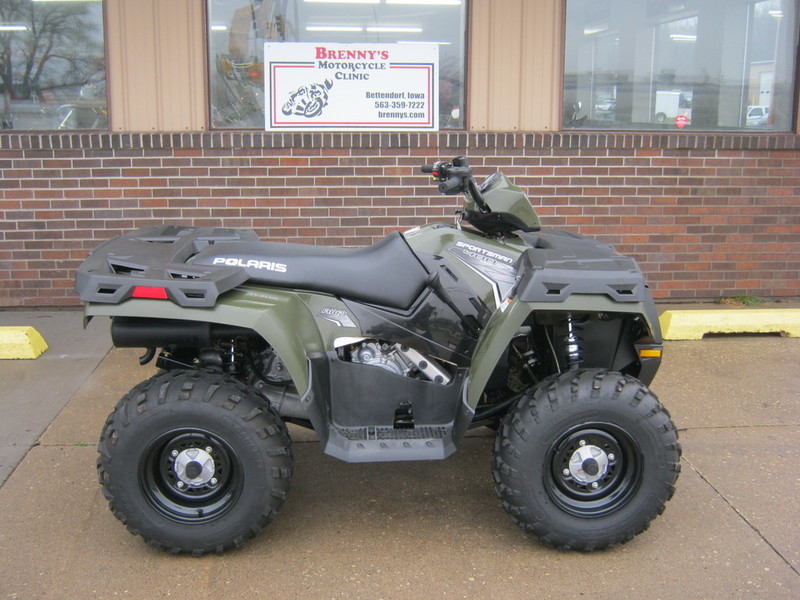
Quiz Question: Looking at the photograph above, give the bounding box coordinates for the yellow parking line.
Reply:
[659,309,800,340]
[0,326,49,359]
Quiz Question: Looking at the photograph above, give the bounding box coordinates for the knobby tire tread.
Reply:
[97,369,293,555]
[492,369,681,551]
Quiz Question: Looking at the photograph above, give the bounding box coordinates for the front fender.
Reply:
[466,299,530,409]
[85,285,321,396]
[467,295,660,408]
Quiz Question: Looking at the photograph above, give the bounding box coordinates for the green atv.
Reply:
[76,156,680,554]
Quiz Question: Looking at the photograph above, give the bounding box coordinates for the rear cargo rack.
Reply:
[75,226,258,307]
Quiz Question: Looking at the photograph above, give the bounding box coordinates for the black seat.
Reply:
[191,232,429,310]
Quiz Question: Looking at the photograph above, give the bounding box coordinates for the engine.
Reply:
[350,341,412,377]
[341,340,452,385]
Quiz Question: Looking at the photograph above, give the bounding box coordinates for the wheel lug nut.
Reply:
[210,478,218,486]
[171,450,179,458]
[176,481,185,489]
[591,482,599,489]
[579,440,586,446]
[562,469,570,476]
[608,453,616,462]
[205,446,213,454]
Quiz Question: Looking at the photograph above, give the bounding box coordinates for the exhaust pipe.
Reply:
[111,317,256,348]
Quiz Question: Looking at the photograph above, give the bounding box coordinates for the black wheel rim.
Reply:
[544,423,643,518]
[140,429,243,524]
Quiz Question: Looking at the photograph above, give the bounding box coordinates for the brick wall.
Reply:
[1,131,799,307]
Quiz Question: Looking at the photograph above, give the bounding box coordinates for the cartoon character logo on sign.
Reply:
[282,79,334,118]
[675,115,688,129]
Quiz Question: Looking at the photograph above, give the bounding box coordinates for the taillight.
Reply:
[132,286,168,300]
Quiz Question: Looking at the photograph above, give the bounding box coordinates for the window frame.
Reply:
[204,0,470,132]
[561,0,800,133]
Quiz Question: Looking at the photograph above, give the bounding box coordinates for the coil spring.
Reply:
[560,314,584,369]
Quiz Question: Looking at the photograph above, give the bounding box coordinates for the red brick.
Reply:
[1,132,799,305]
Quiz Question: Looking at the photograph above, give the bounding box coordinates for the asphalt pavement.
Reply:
[0,308,798,599]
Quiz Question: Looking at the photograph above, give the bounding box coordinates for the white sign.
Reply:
[265,42,439,131]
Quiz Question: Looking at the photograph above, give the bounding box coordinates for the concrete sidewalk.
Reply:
[0,311,798,599]
[0,311,111,486]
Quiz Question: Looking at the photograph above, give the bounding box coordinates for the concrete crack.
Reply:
[682,455,800,578]
[677,424,800,432]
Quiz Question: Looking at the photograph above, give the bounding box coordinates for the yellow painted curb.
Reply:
[659,309,800,340]
[0,326,49,359]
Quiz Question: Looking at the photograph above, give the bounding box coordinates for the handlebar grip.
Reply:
[438,176,463,195]
[420,165,434,174]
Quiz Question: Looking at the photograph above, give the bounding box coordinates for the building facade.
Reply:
[0,0,798,307]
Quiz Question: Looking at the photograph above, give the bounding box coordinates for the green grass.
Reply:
[717,294,766,307]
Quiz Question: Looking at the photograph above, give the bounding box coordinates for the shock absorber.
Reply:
[560,313,584,370]
[212,338,238,374]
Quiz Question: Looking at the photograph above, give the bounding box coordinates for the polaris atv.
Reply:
[76,156,680,555]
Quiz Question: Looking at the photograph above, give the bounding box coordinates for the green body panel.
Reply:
[85,285,360,397]
[84,227,658,414]
[397,223,661,408]
[85,237,658,412]
[408,222,647,408]
[404,224,527,310]
[466,298,530,408]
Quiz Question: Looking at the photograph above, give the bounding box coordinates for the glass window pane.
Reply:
[564,0,798,131]
[0,0,106,131]
[207,0,467,130]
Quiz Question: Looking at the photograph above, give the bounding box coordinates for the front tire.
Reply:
[493,369,680,551]
[97,370,292,555]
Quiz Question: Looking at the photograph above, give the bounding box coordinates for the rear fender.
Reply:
[85,285,323,396]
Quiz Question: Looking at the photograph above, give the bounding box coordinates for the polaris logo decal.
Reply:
[212,257,288,273]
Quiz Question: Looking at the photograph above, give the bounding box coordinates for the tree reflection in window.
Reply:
[0,0,106,130]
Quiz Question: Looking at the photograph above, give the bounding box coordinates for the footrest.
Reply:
[324,424,455,463]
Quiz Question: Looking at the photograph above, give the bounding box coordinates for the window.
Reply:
[207,0,467,129]
[564,0,798,131]
[0,0,106,131]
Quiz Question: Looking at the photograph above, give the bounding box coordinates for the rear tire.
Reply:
[97,370,292,555]
[492,369,680,551]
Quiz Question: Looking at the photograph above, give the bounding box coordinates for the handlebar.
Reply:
[420,157,490,212]
[420,157,472,194]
